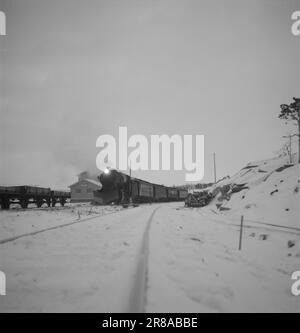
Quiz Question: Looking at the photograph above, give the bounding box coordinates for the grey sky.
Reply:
[0,0,299,188]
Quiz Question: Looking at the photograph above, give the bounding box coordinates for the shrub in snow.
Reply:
[245,204,253,209]
[259,234,268,240]
[288,240,295,248]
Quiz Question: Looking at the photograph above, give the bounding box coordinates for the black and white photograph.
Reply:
[0,0,300,317]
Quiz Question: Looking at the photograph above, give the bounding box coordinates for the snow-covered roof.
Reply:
[69,178,101,188]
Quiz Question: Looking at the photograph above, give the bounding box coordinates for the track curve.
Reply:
[128,206,160,313]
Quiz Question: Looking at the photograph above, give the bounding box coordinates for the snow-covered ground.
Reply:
[147,204,299,313]
[0,205,157,312]
[0,156,299,312]
[0,202,299,312]
[0,203,123,240]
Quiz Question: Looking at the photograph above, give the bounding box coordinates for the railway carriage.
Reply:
[153,184,168,202]
[131,179,154,203]
[167,187,178,201]
[178,189,188,200]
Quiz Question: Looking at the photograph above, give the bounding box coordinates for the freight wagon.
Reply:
[0,186,70,209]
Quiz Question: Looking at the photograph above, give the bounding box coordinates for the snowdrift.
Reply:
[210,155,300,228]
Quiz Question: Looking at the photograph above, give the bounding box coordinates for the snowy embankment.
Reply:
[147,204,300,313]
[209,156,300,229]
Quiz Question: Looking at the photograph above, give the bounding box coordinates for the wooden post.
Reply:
[283,133,298,164]
[239,215,244,250]
[213,152,217,183]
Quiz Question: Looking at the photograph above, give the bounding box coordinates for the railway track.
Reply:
[196,209,300,236]
[128,206,160,313]
[0,203,163,312]
[1,203,298,312]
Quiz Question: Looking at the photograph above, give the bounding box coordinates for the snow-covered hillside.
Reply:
[210,156,300,229]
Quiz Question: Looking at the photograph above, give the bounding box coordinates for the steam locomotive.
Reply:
[93,169,188,205]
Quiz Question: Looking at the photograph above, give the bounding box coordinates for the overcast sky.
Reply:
[0,0,299,188]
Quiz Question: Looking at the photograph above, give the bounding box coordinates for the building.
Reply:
[69,172,101,203]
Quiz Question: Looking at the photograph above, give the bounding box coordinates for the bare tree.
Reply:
[277,142,291,162]
[279,97,300,163]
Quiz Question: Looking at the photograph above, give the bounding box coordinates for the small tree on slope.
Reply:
[279,97,300,163]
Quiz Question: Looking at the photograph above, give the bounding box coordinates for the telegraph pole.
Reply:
[213,152,217,183]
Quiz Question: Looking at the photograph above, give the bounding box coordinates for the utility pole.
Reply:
[213,152,217,183]
[238,215,244,251]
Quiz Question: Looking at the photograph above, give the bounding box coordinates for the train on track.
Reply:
[0,186,70,209]
[93,169,188,205]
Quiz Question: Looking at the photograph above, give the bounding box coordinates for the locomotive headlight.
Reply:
[104,168,110,174]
